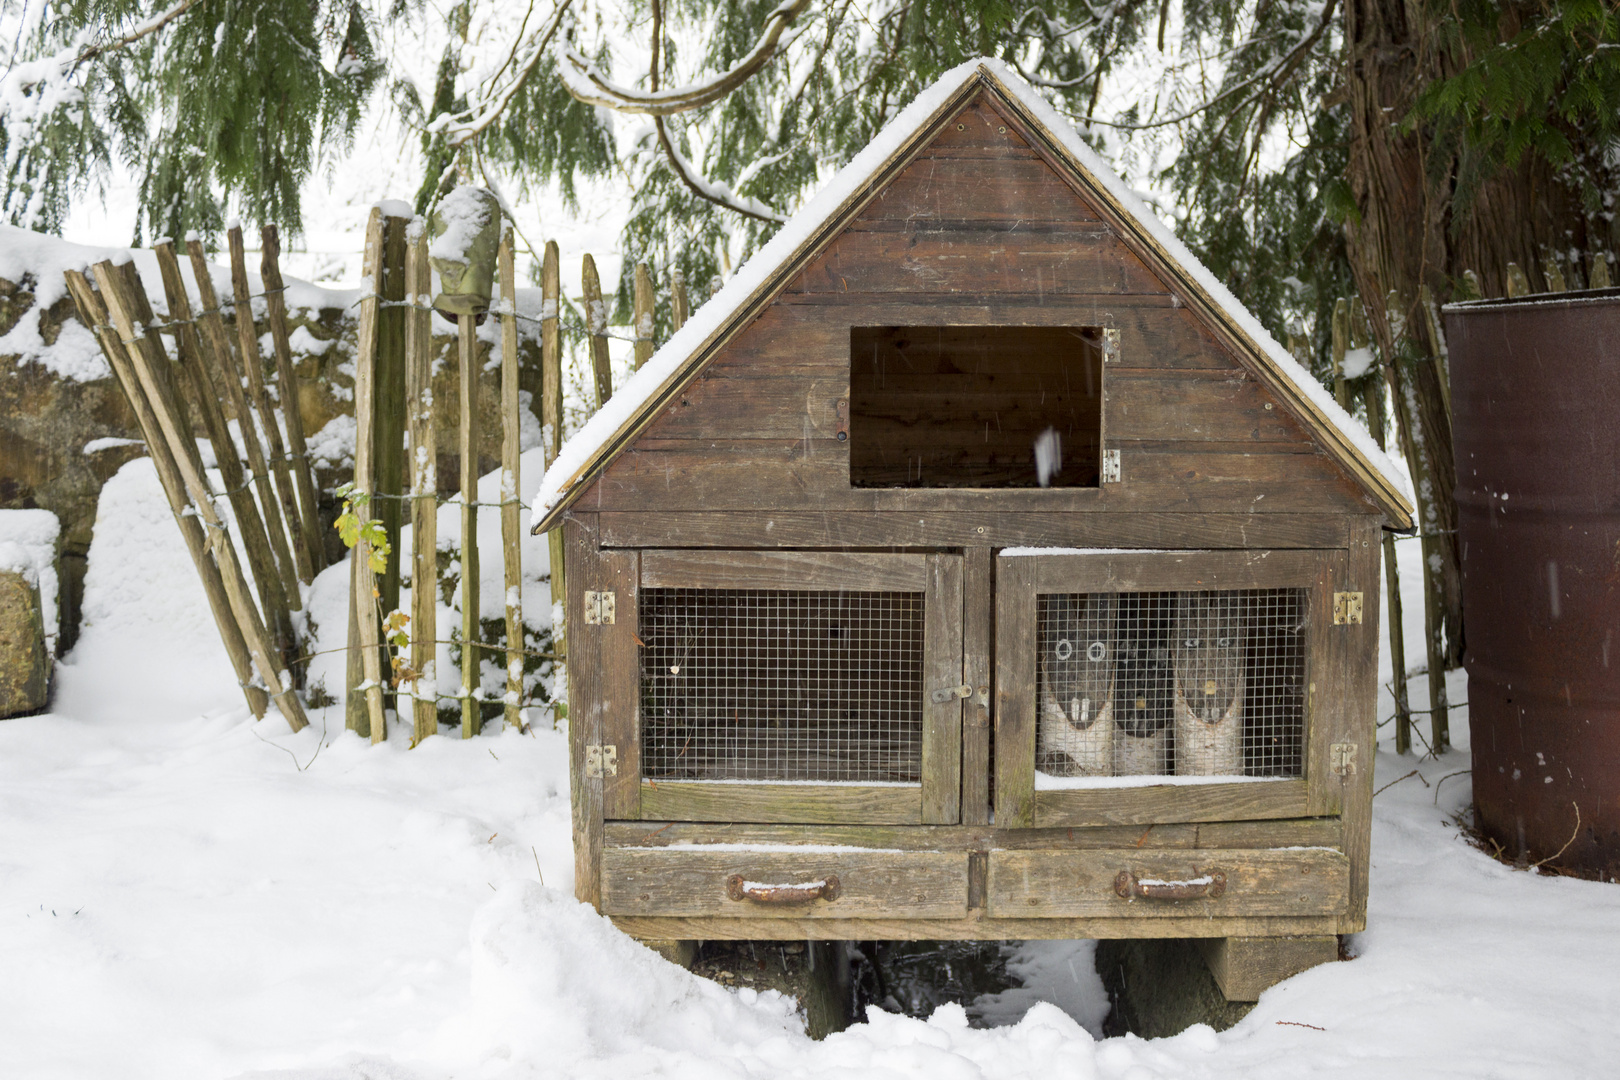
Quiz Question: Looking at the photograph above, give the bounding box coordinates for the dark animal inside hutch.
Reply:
[532,60,1412,1003]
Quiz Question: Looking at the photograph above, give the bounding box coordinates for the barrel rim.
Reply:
[1444,286,1620,313]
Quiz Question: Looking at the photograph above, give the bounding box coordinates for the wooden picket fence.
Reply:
[64,228,328,730]
[66,202,687,743]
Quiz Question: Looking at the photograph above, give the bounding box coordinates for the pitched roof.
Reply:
[531,58,1414,533]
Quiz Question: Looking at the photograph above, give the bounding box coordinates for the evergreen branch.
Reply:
[1085,0,1340,131]
[654,114,787,224]
[65,0,202,77]
[440,0,573,152]
[558,0,813,115]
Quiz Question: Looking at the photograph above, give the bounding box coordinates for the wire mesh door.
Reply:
[1036,588,1308,779]
[640,588,927,783]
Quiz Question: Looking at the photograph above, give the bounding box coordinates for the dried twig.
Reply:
[1373,769,1419,797]
[1532,804,1582,869]
[1432,769,1470,805]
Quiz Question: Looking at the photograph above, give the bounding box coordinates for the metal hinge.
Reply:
[1101,449,1121,484]
[930,683,973,704]
[583,590,616,625]
[1102,327,1121,362]
[1333,591,1363,625]
[1331,742,1357,777]
[585,744,618,778]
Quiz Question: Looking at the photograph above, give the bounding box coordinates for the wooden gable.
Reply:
[572,89,1378,531]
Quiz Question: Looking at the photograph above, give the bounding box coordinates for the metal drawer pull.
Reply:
[1114,870,1226,900]
[727,874,841,904]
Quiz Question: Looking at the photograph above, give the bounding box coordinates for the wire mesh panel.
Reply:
[1037,589,1307,778]
[641,588,926,782]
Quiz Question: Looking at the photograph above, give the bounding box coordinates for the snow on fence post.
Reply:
[63,270,270,721]
[228,224,315,589]
[152,242,298,671]
[260,224,328,577]
[404,221,438,745]
[581,254,613,407]
[671,267,689,333]
[633,262,655,370]
[541,241,566,669]
[500,228,525,731]
[348,209,390,743]
[91,260,309,732]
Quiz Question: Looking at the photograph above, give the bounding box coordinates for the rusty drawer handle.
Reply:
[1114,870,1226,901]
[726,873,841,904]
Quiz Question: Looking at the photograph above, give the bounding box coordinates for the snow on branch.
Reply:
[435,0,574,151]
[654,117,786,224]
[558,0,812,115]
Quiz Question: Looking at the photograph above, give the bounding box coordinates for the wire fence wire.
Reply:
[640,588,926,783]
[1037,588,1308,779]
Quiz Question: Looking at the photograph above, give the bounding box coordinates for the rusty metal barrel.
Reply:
[1444,289,1620,875]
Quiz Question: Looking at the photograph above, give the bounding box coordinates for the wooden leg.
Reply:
[1196,935,1338,1002]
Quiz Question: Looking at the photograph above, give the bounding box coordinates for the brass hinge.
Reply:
[1102,327,1121,362]
[1101,449,1121,483]
[1331,742,1357,777]
[1333,591,1363,624]
[585,744,618,778]
[583,590,616,625]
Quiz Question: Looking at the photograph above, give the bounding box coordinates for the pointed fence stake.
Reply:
[541,241,566,667]
[187,238,302,610]
[633,262,655,369]
[581,254,613,407]
[347,209,390,741]
[260,224,328,574]
[228,224,315,587]
[500,228,525,731]
[92,260,307,732]
[459,309,483,739]
[404,221,438,745]
[153,242,298,669]
[65,270,270,720]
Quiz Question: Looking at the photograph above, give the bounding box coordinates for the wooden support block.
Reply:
[1196,935,1338,1002]
[638,938,697,969]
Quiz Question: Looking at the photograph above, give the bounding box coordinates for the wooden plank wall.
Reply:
[573,90,1378,539]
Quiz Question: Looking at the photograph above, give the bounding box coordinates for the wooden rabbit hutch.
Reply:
[533,61,1412,1000]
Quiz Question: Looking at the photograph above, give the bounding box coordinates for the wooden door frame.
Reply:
[992,548,1344,828]
[611,549,965,824]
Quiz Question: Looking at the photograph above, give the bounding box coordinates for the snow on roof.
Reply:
[530,58,1412,531]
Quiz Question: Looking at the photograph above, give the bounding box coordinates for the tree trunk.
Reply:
[1339,0,1605,686]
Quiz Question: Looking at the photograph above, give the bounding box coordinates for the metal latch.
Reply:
[1331,742,1357,777]
[835,398,849,442]
[930,683,973,704]
[583,590,616,624]
[585,744,618,778]
[1102,327,1121,363]
[1101,449,1121,483]
[1333,592,1363,625]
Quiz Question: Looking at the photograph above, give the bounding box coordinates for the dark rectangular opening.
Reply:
[849,326,1103,488]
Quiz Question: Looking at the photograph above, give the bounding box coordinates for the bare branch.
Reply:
[559,0,813,115]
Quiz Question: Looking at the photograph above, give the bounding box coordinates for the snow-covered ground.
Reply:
[2,456,1617,1079]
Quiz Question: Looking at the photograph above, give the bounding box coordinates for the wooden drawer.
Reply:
[602,847,970,919]
[986,847,1348,919]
